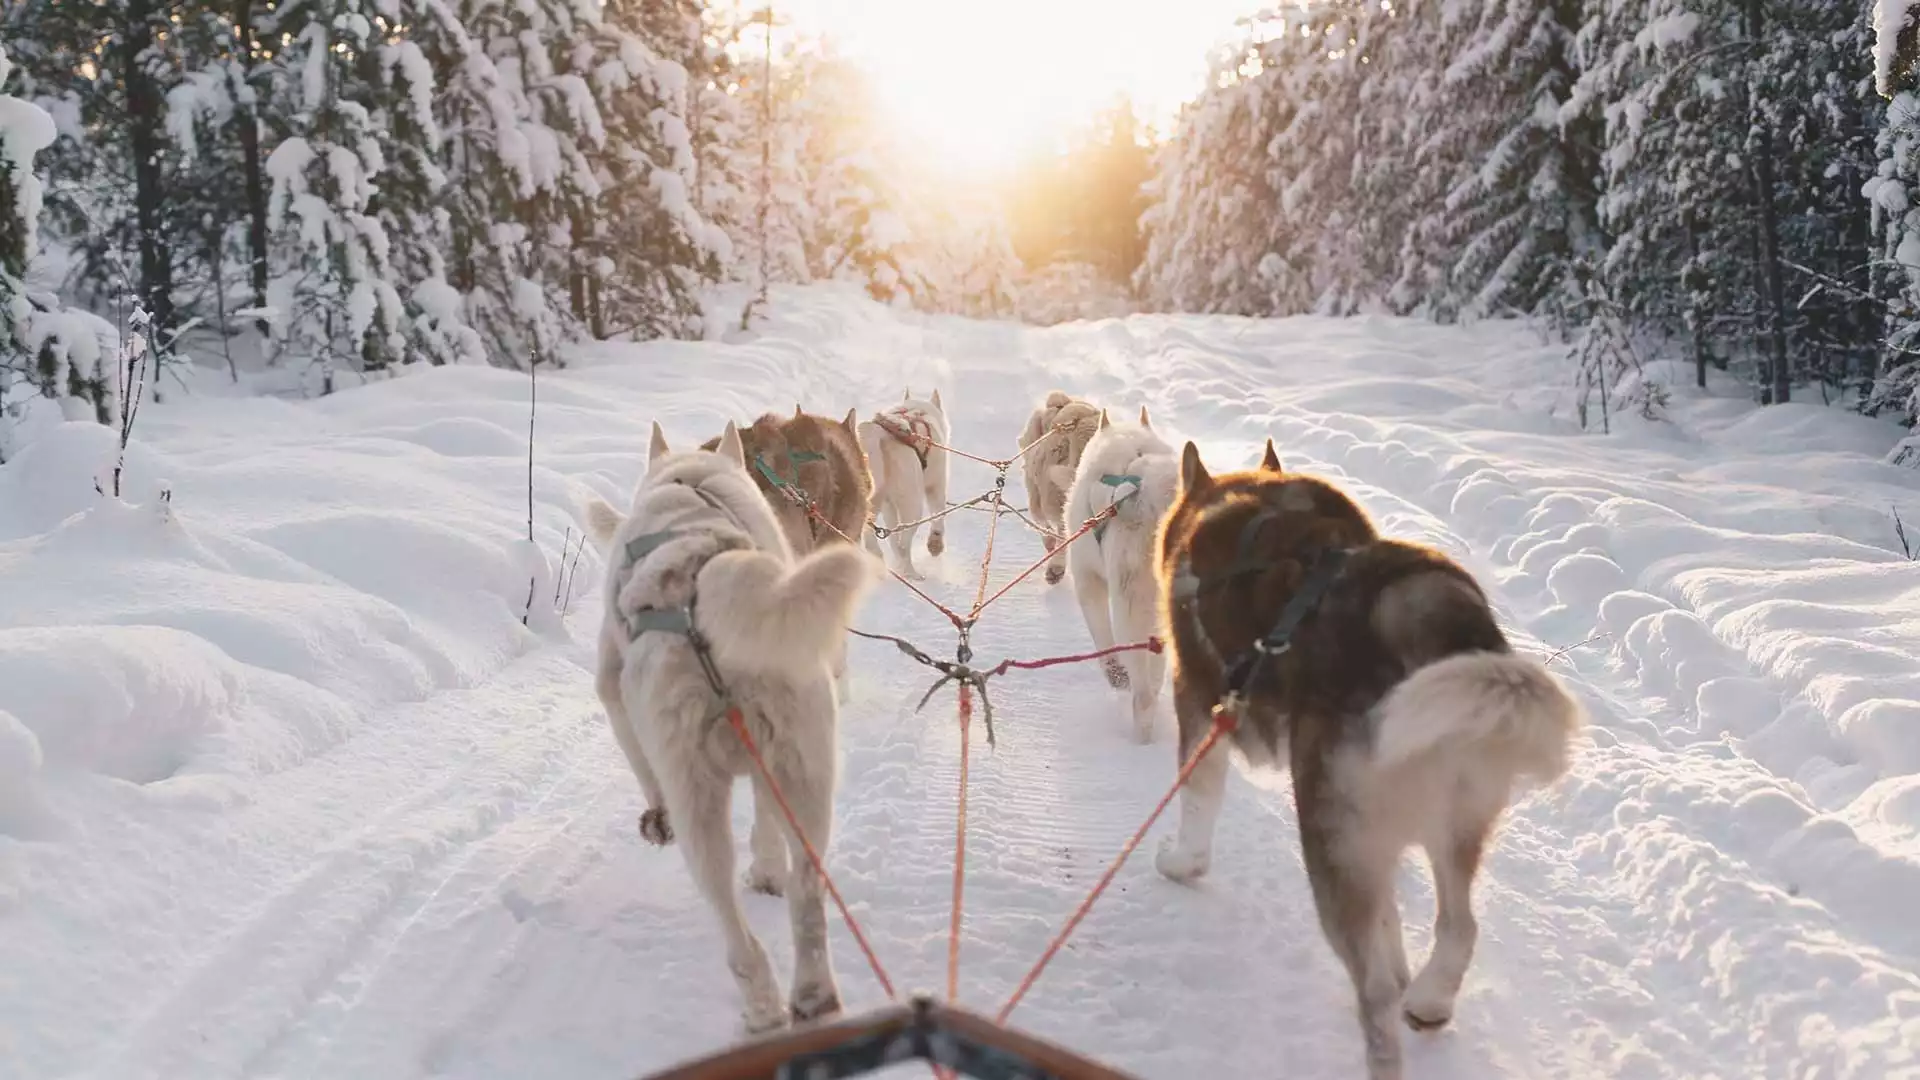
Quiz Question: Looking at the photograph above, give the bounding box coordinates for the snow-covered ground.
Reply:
[3,284,1919,1079]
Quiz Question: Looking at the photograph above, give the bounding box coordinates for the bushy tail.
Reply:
[585,497,624,546]
[693,545,882,678]
[1371,651,1582,785]
[858,421,890,491]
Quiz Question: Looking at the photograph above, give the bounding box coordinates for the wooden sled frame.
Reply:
[641,996,1146,1080]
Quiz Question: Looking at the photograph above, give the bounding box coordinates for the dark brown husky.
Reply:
[1153,438,1582,1080]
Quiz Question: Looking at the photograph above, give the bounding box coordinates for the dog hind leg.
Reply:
[1154,672,1231,882]
[923,448,949,558]
[1070,566,1127,692]
[669,767,787,1034]
[771,753,842,1023]
[886,472,928,579]
[1404,819,1490,1031]
[600,636,671,844]
[1114,573,1165,743]
[1304,831,1407,1080]
[743,773,790,896]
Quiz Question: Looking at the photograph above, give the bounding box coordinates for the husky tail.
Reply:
[693,545,883,678]
[585,497,624,546]
[858,421,891,492]
[1371,651,1582,785]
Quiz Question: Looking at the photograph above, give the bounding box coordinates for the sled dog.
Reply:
[1018,390,1104,585]
[700,406,876,560]
[1152,439,1582,1080]
[702,407,879,698]
[585,420,881,1035]
[1062,406,1178,743]
[857,389,951,579]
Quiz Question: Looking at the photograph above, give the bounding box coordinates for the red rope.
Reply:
[949,682,973,1003]
[986,638,1163,677]
[724,706,898,1000]
[970,505,1117,619]
[994,706,1240,1024]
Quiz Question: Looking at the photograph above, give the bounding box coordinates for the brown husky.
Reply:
[1017,390,1105,585]
[703,408,878,698]
[1152,439,1582,1080]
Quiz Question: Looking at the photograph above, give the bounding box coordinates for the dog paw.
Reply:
[1101,656,1130,690]
[1044,564,1066,585]
[638,808,673,846]
[790,985,842,1025]
[1154,838,1210,883]
[926,531,944,557]
[1401,975,1455,1032]
[742,1008,790,1037]
[743,864,786,897]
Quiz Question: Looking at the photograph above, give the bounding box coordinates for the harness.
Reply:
[752,450,827,542]
[609,482,756,704]
[1170,499,1356,714]
[874,410,933,469]
[1091,473,1141,544]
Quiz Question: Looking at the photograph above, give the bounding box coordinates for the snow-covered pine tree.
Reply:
[1427,0,1602,322]
[265,0,408,390]
[2,39,114,445]
[581,0,728,341]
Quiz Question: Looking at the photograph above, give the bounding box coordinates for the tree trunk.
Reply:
[235,0,270,330]
[123,0,176,348]
[1744,0,1789,405]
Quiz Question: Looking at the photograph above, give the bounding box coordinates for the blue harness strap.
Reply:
[753,450,826,493]
[1093,473,1141,541]
[617,529,691,640]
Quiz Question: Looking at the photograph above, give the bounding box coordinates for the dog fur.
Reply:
[1018,390,1105,585]
[856,389,951,580]
[1151,439,1582,1080]
[585,420,881,1036]
[1062,406,1178,743]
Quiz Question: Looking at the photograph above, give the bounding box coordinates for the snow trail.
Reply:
[3,286,1917,1079]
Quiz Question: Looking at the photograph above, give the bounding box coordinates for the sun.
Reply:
[779,0,1257,174]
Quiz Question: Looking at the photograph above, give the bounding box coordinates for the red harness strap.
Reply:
[873,408,933,468]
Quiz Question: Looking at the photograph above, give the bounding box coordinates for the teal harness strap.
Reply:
[1094,473,1142,541]
[753,450,825,493]
[617,529,690,640]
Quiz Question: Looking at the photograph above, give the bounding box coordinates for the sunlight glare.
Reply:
[780,0,1257,172]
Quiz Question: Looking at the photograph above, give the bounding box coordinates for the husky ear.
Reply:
[648,420,671,464]
[1097,408,1111,432]
[931,388,943,410]
[1260,438,1284,473]
[717,421,747,468]
[842,406,858,433]
[903,388,911,401]
[1139,405,1152,429]
[1180,441,1211,492]
[795,403,804,418]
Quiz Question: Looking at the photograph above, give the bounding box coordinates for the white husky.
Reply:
[857,389,951,579]
[585,420,881,1034]
[1063,406,1179,743]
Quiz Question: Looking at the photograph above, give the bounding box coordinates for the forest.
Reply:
[4,0,1920,459]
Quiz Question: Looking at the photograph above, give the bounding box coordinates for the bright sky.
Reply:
[777,0,1259,171]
